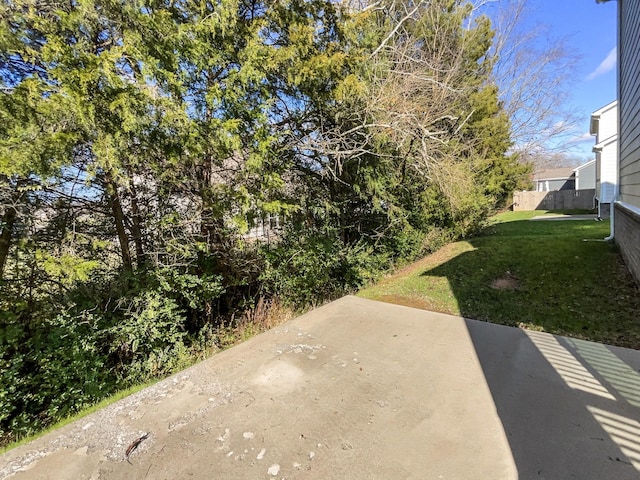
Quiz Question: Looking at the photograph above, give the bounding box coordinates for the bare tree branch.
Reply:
[484,0,582,159]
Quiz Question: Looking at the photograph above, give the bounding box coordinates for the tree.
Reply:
[0,0,539,444]
[485,0,581,156]
[290,0,525,235]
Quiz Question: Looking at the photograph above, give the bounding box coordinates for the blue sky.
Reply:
[518,0,618,161]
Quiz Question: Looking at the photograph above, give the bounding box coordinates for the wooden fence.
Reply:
[513,189,595,211]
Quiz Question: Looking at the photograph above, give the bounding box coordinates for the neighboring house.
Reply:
[590,100,618,218]
[573,159,597,191]
[597,0,640,284]
[533,167,575,192]
[245,213,282,241]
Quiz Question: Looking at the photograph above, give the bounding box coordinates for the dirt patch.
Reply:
[490,272,520,290]
[377,294,433,310]
[377,242,476,284]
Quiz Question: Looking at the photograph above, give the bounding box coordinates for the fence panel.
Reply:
[513,189,595,211]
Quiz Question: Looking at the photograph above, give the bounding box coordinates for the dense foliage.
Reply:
[0,0,530,444]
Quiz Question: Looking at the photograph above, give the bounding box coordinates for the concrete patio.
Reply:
[1,296,639,479]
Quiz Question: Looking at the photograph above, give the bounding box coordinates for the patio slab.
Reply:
[1,296,639,479]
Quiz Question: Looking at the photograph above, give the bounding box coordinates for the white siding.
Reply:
[591,101,618,204]
[596,104,618,143]
[599,139,618,203]
[595,155,601,198]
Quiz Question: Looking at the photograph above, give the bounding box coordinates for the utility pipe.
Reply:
[605,188,618,241]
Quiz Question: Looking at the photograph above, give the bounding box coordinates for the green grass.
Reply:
[358,211,640,349]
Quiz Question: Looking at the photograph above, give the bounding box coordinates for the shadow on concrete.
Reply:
[412,219,640,478]
[465,317,640,479]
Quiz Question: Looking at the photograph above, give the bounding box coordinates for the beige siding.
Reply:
[620,170,640,198]
[617,0,640,285]
[619,0,640,206]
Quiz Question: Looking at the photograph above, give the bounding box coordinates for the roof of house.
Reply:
[573,159,596,172]
[533,167,576,181]
[591,100,617,117]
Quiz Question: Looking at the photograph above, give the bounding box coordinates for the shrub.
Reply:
[260,230,388,308]
[107,290,190,384]
[0,310,112,445]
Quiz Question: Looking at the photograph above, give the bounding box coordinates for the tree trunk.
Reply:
[0,206,16,281]
[198,152,226,251]
[127,172,146,268]
[105,173,133,272]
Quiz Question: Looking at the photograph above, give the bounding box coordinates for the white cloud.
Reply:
[569,132,594,144]
[586,47,617,81]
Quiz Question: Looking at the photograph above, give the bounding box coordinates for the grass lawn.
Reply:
[358,210,640,350]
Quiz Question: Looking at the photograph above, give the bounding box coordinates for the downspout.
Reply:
[592,146,602,219]
[604,141,620,241]
[604,188,617,241]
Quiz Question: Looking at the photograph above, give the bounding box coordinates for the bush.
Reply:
[0,310,112,445]
[107,290,190,384]
[260,230,388,308]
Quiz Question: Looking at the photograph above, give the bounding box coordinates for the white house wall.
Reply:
[591,101,618,207]
[598,139,618,203]
[595,155,601,198]
[597,105,618,143]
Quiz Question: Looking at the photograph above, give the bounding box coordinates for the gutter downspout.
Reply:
[605,189,617,241]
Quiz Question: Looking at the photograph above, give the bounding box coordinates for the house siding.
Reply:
[575,162,596,190]
[590,102,617,212]
[596,156,601,198]
[620,0,640,207]
[597,104,618,142]
[599,143,617,203]
[617,0,640,284]
[546,179,574,191]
